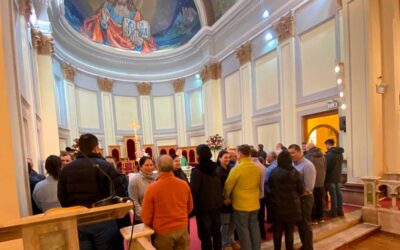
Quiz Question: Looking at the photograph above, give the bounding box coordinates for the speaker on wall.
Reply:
[339,116,346,132]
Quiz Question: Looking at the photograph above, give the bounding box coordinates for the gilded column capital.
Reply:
[272,12,295,43]
[31,28,54,55]
[137,82,152,96]
[19,0,32,21]
[236,42,252,66]
[97,78,114,92]
[337,0,342,9]
[172,78,185,93]
[61,64,75,82]
[200,63,222,83]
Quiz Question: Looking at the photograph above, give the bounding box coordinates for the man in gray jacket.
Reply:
[304,143,326,223]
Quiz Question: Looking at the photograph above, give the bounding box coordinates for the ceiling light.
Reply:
[263,10,270,18]
[335,65,341,73]
[337,78,343,85]
[265,32,273,41]
[195,74,200,79]
[339,91,344,98]
[341,103,347,110]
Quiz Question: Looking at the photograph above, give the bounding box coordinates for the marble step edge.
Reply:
[313,223,381,250]
[260,210,362,250]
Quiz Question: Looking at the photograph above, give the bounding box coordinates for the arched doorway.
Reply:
[302,110,339,150]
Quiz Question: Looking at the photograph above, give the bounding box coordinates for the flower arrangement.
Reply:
[206,134,224,152]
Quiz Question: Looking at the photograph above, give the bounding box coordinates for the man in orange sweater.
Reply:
[141,155,193,249]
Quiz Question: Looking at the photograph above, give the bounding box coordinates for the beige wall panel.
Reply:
[257,123,281,152]
[255,51,279,109]
[226,130,243,147]
[224,71,241,118]
[157,139,177,147]
[114,96,139,130]
[189,90,203,126]
[190,136,205,146]
[301,19,336,96]
[153,96,176,130]
[77,88,100,129]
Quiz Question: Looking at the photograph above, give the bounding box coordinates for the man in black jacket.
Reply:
[324,139,345,217]
[190,144,223,250]
[58,134,126,250]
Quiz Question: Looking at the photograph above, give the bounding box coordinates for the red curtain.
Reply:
[126,139,136,160]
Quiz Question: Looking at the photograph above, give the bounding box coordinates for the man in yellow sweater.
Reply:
[224,144,262,250]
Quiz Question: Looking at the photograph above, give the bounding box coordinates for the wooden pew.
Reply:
[120,223,155,250]
[0,203,132,250]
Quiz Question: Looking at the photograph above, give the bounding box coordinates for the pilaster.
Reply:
[137,83,153,145]
[173,78,187,146]
[97,78,116,153]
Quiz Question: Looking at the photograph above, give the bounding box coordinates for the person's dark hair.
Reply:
[237,144,251,156]
[78,133,99,153]
[60,151,74,160]
[258,144,264,150]
[27,162,33,175]
[216,150,229,166]
[277,150,293,170]
[288,144,301,152]
[325,139,335,146]
[139,156,153,168]
[196,144,212,160]
[250,148,258,158]
[45,155,62,180]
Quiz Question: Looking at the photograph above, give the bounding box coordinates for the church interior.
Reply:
[1,0,400,249]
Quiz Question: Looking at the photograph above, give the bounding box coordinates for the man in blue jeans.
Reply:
[324,139,345,217]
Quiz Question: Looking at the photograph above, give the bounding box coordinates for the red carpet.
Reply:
[189,205,360,250]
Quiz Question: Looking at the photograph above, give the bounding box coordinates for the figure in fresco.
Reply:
[81,0,157,52]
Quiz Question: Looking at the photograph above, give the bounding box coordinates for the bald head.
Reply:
[157,155,173,172]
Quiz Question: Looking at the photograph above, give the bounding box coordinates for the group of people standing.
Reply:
[27,132,345,250]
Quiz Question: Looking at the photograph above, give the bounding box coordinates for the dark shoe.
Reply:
[337,211,344,217]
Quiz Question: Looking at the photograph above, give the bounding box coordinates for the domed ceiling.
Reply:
[64,0,202,52]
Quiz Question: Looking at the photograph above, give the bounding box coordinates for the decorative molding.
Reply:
[61,63,75,82]
[19,0,32,21]
[272,12,295,43]
[97,78,114,92]
[200,63,222,83]
[31,28,54,55]
[137,82,152,95]
[172,78,185,93]
[235,42,252,66]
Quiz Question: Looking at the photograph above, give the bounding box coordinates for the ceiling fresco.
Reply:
[64,0,201,53]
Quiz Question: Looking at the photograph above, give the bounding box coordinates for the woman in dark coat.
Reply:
[268,150,304,250]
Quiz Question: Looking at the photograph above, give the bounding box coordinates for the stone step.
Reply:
[314,223,380,250]
[261,210,363,250]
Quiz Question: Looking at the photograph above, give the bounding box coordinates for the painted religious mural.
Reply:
[64,0,201,53]
[211,0,238,21]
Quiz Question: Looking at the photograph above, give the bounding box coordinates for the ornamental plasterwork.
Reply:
[19,0,32,21]
[97,77,114,92]
[137,82,152,95]
[235,42,252,66]
[61,64,75,82]
[172,78,185,93]
[200,63,222,83]
[31,28,54,55]
[272,12,295,43]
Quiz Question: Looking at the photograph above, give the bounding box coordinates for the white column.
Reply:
[65,81,79,144]
[175,92,187,146]
[139,95,154,145]
[342,0,384,182]
[202,67,223,139]
[98,78,116,154]
[278,38,297,146]
[36,50,60,157]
